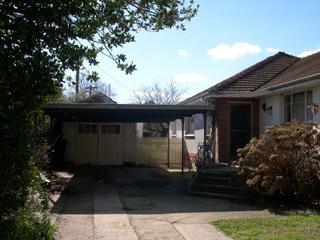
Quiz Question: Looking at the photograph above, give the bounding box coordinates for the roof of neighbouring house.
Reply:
[79,91,117,104]
[209,52,299,95]
[259,51,320,90]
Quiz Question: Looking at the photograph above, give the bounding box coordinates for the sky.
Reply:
[82,0,320,103]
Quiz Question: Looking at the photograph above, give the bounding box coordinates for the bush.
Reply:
[235,121,320,200]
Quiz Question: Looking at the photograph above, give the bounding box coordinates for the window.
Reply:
[185,117,194,135]
[284,90,313,122]
[101,124,121,134]
[171,121,177,136]
[206,115,213,135]
[78,124,97,134]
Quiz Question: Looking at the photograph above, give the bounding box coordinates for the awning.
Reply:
[44,103,214,123]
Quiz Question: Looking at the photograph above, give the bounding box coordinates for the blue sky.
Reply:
[85,0,320,103]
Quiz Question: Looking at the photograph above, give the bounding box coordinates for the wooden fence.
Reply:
[135,137,182,168]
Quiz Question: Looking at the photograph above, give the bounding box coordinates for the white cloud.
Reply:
[174,73,207,83]
[207,42,262,60]
[267,47,279,53]
[298,48,320,58]
[177,49,188,57]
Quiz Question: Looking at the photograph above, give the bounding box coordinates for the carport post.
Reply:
[181,118,185,174]
[167,121,170,169]
[203,113,207,162]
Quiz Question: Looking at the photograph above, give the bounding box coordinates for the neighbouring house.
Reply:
[171,51,320,164]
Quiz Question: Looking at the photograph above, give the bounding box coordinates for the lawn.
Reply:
[213,215,320,240]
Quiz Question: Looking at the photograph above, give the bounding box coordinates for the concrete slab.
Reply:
[94,183,139,240]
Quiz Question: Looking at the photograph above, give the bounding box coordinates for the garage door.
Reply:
[74,123,125,165]
[75,123,99,165]
[98,123,122,165]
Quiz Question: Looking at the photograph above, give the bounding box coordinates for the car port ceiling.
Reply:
[44,103,215,123]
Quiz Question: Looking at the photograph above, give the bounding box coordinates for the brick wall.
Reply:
[215,97,259,163]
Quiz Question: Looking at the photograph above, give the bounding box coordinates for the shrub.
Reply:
[235,121,320,200]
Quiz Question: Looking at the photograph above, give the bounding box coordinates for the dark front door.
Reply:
[229,104,252,160]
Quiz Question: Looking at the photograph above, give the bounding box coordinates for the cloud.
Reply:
[177,49,188,57]
[298,48,320,58]
[207,42,262,60]
[267,47,279,53]
[174,73,207,83]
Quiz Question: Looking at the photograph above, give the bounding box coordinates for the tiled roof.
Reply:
[259,51,320,90]
[209,52,299,95]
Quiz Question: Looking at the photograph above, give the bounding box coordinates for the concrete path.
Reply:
[52,167,271,240]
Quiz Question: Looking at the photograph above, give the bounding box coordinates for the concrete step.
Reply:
[191,183,245,195]
[188,166,247,199]
[196,176,232,185]
[188,190,247,200]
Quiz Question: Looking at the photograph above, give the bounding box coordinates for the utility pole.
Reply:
[85,85,97,96]
[108,84,111,97]
[75,67,80,101]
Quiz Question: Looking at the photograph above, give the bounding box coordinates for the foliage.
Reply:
[234,121,320,200]
[213,215,320,240]
[132,81,186,137]
[0,1,198,238]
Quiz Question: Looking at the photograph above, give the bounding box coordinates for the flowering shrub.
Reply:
[234,121,320,200]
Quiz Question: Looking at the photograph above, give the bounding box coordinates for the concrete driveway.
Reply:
[51,167,271,240]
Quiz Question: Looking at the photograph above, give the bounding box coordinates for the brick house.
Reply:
[172,51,320,164]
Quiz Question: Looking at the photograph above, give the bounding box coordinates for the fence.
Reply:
[135,137,182,168]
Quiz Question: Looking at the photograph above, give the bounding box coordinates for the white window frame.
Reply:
[284,90,313,122]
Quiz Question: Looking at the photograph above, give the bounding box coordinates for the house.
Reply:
[172,51,320,164]
[46,51,320,168]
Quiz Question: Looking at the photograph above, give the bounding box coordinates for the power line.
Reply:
[96,65,135,95]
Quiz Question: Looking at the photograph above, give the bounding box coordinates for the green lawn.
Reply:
[213,215,320,240]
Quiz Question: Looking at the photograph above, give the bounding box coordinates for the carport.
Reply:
[44,103,215,172]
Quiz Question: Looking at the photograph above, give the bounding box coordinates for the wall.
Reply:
[259,84,320,132]
[259,94,282,134]
[135,137,182,168]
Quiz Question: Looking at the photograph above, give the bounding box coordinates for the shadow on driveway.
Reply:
[50,166,265,216]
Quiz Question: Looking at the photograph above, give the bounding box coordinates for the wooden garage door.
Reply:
[75,123,98,165]
[98,123,123,165]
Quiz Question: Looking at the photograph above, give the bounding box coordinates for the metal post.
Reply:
[181,118,185,174]
[203,113,207,163]
[167,121,170,169]
[212,113,216,163]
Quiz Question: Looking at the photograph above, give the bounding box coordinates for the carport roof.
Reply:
[44,103,214,122]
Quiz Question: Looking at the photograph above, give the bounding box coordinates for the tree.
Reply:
[132,81,186,137]
[133,80,186,105]
[0,1,198,238]
[65,70,116,102]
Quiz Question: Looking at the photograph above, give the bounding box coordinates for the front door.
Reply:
[229,104,252,160]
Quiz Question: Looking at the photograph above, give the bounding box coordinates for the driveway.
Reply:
[51,167,271,240]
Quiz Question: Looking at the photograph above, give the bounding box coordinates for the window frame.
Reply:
[283,90,313,122]
[185,116,195,135]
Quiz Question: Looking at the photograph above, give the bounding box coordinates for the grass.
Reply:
[213,215,320,240]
